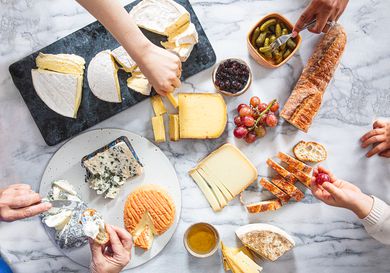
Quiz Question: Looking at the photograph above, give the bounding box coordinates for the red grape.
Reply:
[266,113,278,127]
[234,116,242,126]
[259,114,267,125]
[233,126,248,139]
[237,103,248,113]
[239,106,252,117]
[241,116,255,127]
[250,96,261,107]
[270,101,279,112]
[258,103,268,112]
[316,173,331,185]
[244,132,257,143]
[254,125,266,137]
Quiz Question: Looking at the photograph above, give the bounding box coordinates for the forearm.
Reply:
[349,192,373,219]
[76,0,151,63]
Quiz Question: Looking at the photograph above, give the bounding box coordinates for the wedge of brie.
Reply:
[168,23,198,46]
[130,0,190,37]
[111,46,137,73]
[127,72,151,96]
[44,210,73,231]
[162,42,194,62]
[31,69,83,118]
[36,53,85,75]
[87,50,122,103]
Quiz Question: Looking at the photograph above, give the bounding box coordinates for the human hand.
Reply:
[310,166,373,219]
[0,184,51,222]
[90,224,132,273]
[360,120,390,158]
[293,0,349,35]
[137,43,181,96]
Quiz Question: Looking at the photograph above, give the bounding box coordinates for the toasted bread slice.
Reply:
[266,159,296,184]
[285,165,312,188]
[277,152,313,174]
[246,199,282,213]
[293,141,327,163]
[81,209,110,245]
[271,176,304,202]
[259,178,290,203]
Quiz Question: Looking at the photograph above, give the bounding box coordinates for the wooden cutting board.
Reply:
[9,0,216,146]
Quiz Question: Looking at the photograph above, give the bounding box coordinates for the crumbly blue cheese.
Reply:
[83,141,143,198]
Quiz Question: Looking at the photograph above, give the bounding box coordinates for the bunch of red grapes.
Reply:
[233,96,279,143]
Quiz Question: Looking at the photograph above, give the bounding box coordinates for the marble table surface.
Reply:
[1,0,390,272]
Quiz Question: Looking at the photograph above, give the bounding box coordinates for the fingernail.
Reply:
[44,202,52,209]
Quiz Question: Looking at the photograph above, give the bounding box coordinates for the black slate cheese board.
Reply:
[9,0,216,146]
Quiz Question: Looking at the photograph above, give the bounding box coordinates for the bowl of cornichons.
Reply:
[247,13,302,68]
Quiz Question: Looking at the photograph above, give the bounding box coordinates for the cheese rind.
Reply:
[179,93,227,139]
[152,115,166,143]
[151,95,167,116]
[127,73,151,96]
[168,23,198,46]
[111,46,137,72]
[169,114,180,141]
[36,53,85,75]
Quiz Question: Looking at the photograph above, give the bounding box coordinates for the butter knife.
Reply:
[49,200,80,210]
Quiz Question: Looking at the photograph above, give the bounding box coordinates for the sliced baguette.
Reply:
[277,152,313,174]
[246,199,282,213]
[271,176,304,202]
[266,159,296,184]
[293,141,327,163]
[259,178,290,203]
[285,165,312,188]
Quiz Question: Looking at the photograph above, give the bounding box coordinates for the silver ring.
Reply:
[327,21,336,28]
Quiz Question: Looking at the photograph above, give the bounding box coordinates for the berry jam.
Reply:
[215,59,250,93]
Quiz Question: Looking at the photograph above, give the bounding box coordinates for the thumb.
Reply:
[322,182,343,199]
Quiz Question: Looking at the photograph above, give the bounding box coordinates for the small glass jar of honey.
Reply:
[184,222,220,258]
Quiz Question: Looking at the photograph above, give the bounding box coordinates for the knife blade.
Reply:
[49,200,80,210]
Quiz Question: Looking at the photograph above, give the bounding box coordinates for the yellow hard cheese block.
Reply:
[166,93,179,108]
[223,246,254,271]
[169,114,180,141]
[151,115,166,143]
[221,242,262,273]
[151,95,167,116]
[178,93,227,139]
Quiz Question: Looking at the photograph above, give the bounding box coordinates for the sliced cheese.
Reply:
[151,95,167,115]
[169,114,179,141]
[162,42,194,62]
[232,251,262,273]
[197,169,227,209]
[179,93,227,139]
[166,93,179,108]
[44,210,72,231]
[31,69,82,118]
[189,170,221,212]
[35,53,85,75]
[168,23,198,46]
[151,115,166,143]
[111,46,137,72]
[130,0,190,37]
[87,50,121,103]
[127,74,151,96]
[223,246,254,271]
[195,143,257,197]
[197,166,234,202]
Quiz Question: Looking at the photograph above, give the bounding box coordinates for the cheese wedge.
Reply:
[162,42,195,62]
[151,95,167,116]
[168,23,198,46]
[132,212,155,250]
[179,93,227,139]
[111,46,137,73]
[35,53,85,75]
[197,168,227,209]
[151,115,166,143]
[169,114,180,141]
[31,69,83,118]
[221,242,262,273]
[189,170,221,211]
[87,50,121,103]
[166,93,179,108]
[43,210,72,231]
[223,246,254,271]
[198,165,234,201]
[127,74,151,96]
[130,0,190,37]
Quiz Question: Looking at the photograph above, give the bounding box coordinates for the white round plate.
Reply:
[39,128,182,269]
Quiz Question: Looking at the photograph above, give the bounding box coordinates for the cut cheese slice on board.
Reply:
[221,242,262,273]
[36,53,85,75]
[130,0,190,37]
[111,46,137,73]
[223,246,254,271]
[87,50,121,103]
[189,170,221,212]
[31,69,83,118]
[169,114,179,141]
[179,93,227,139]
[168,22,198,46]
[127,73,151,96]
[198,165,234,201]
[196,168,227,209]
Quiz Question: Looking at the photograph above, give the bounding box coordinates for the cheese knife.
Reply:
[49,200,81,210]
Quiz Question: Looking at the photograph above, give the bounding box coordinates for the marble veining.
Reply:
[1,0,390,272]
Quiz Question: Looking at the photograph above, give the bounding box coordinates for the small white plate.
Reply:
[39,128,182,269]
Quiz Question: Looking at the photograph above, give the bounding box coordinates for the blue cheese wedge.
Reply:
[81,136,143,199]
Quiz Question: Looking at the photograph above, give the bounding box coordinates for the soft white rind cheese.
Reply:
[36,53,85,75]
[111,46,137,72]
[168,23,198,46]
[44,210,72,231]
[127,73,151,96]
[87,50,121,103]
[31,69,82,118]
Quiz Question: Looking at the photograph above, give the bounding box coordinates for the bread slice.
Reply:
[246,199,282,213]
[81,209,110,245]
[277,152,313,174]
[266,159,296,184]
[285,165,312,188]
[271,176,304,201]
[259,178,290,203]
[293,141,327,163]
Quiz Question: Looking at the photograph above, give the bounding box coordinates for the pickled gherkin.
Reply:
[275,24,282,37]
[255,31,268,47]
[260,19,276,31]
[287,39,297,49]
[251,27,261,46]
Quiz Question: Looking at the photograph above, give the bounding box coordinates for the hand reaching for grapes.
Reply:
[360,120,390,158]
[310,166,373,219]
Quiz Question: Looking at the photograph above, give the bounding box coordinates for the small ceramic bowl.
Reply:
[183,222,220,258]
[212,58,252,97]
[247,13,302,68]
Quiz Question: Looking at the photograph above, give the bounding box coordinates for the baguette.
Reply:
[271,175,304,202]
[285,165,312,188]
[266,159,296,184]
[280,24,347,132]
[259,178,290,203]
[246,199,282,213]
[277,152,313,174]
[293,141,327,162]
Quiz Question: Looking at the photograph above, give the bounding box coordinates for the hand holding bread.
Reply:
[361,120,390,158]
